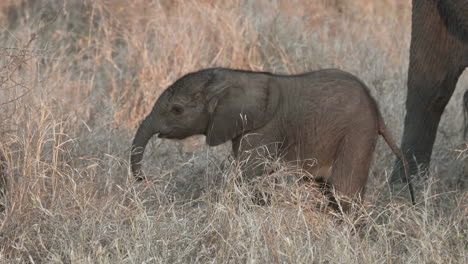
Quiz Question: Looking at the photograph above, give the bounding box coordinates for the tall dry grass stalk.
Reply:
[0,0,466,262]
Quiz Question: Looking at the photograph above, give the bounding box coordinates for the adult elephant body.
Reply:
[131,68,414,212]
[391,0,468,181]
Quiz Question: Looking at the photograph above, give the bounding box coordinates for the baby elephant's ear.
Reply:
[205,71,279,146]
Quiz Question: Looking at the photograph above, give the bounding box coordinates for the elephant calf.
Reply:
[131,68,415,212]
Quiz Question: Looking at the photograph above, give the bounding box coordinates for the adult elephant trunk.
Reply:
[130,113,157,180]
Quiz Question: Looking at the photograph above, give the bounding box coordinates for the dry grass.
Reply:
[0,0,466,263]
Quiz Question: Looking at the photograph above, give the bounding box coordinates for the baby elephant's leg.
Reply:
[232,133,281,181]
[231,133,282,205]
[327,133,377,213]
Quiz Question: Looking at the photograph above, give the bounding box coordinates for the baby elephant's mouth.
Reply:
[158,130,192,140]
[157,132,171,138]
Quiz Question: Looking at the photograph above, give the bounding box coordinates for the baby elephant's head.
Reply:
[130,68,278,180]
[148,72,212,140]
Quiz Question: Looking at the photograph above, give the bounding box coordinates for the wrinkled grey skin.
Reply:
[391,0,468,182]
[131,68,414,212]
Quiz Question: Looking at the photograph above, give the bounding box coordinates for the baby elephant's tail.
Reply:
[378,117,416,205]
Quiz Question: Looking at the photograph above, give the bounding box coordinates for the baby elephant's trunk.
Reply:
[130,115,157,180]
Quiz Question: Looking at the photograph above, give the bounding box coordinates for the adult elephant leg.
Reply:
[391,0,468,183]
[391,64,464,182]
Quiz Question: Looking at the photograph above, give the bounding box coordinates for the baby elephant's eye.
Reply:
[171,104,184,115]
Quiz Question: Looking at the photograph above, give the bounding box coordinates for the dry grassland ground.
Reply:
[0,0,466,263]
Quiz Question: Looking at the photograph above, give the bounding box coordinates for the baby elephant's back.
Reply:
[279,69,382,166]
[293,69,381,130]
